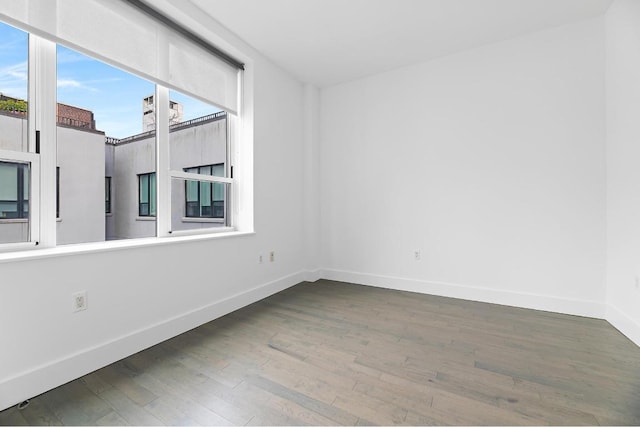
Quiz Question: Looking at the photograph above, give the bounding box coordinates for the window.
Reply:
[0,161,29,220]
[105,177,111,214]
[168,90,231,233]
[138,173,156,217]
[184,164,225,218]
[0,2,247,252]
[0,21,35,246]
[57,44,156,243]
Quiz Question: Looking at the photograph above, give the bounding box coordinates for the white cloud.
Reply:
[57,78,99,92]
[0,61,28,99]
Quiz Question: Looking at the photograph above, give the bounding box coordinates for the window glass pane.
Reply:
[149,173,156,217]
[57,44,155,243]
[211,164,224,177]
[0,21,28,153]
[185,180,198,203]
[200,181,212,216]
[0,161,30,243]
[139,174,149,203]
[105,177,111,214]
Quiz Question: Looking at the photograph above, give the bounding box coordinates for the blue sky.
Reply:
[1,21,220,139]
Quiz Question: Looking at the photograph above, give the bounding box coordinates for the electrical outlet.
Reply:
[259,254,264,264]
[72,291,87,312]
[414,250,421,261]
[270,251,275,262]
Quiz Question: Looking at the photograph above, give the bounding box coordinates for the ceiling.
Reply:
[188,0,613,88]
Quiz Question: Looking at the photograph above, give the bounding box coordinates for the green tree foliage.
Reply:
[0,99,28,113]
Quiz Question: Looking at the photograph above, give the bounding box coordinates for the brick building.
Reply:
[0,94,95,130]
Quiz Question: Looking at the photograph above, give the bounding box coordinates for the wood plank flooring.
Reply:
[2,280,640,425]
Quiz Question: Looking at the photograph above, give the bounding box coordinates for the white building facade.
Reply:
[1,105,227,244]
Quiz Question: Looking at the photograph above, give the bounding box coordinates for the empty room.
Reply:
[1,0,639,425]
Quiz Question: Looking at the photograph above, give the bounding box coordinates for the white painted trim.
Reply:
[169,170,233,184]
[1,267,635,412]
[0,150,39,164]
[0,270,307,411]
[180,217,225,224]
[321,268,607,319]
[0,231,255,264]
[304,269,322,283]
[606,304,640,348]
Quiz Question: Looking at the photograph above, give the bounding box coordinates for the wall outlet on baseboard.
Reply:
[414,250,421,261]
[258,255,264,264]
[270,251,275,262]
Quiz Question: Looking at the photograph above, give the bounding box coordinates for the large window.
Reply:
[138,173,156,217]
[184,164,224,218]
[0,2,245,251]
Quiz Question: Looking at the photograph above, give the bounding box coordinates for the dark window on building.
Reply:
[184,164,224,218]
[138,172,156,217]
[105,177,112,214]
[0,161,29,219]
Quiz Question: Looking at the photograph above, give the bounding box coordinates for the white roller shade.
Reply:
[0,0,240,114]
[168,32,239,114]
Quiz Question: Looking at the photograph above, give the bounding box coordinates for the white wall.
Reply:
[0,25,307,414]
[56,126,106,245]
[112,134,156,239]
[605,0,640,344]
[320,18,607,317]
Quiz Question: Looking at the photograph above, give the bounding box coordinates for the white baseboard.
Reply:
[606,304,640,347]
[3,269,634,412]
[0,271,306,412]
[321,268,607,319]
[303,268,322,283]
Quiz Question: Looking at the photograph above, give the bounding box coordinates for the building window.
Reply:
[184,164,224,218]
[105,177,111,214]
[138,173,156,217]
[0,161,29,219]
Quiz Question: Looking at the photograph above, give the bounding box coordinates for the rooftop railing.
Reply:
[106,111,226,145]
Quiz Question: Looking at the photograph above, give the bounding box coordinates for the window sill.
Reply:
[136,216,156,221]
[181,217,225,223]
[0,230,255,263]
[0,218,28,224]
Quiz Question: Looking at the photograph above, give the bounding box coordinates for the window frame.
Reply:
[137,172,156,218]
[0,150,40,249]
[0,13,252,256]
[183,163,225,219]
[0,160,29,220]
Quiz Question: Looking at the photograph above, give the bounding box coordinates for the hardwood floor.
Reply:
[2,280,639,426]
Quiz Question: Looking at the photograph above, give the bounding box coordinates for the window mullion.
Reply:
[30,35,57,247]
[155,85,170,236]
